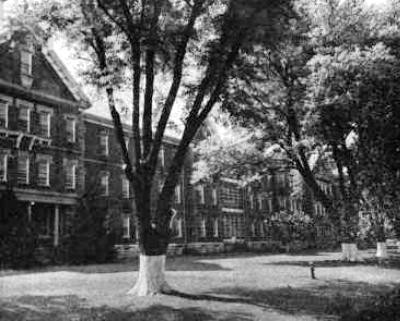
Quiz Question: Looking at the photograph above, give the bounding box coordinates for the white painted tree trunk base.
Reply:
[376,242,388,259]
[128,254,172,296]
[341,243,362,262]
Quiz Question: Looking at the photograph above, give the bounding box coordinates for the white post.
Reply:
[54,205,59,247]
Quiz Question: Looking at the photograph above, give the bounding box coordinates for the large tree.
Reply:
[197,0,400,260]
[17,0,293,294]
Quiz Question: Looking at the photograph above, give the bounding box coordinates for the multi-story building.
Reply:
[0,29,89,251]
[82,113,192,247]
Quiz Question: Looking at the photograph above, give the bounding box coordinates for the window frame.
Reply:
[17,154,30,185]
[66,116,77,143]
[0,98,9,128]
[100,172,109,196]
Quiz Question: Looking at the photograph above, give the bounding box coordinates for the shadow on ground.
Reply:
[1,256,232,276]
[0,295,253,321]
[264,256,400,269]
[198,279,398,319]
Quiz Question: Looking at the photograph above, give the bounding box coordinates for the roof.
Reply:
[83,112,181,145]
[0,24,90,108]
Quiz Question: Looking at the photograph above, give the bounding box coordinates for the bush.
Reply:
[61,197,117,265]
[0,187,38,269]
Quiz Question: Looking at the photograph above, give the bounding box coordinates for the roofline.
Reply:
[0,78,87,109]
[0,26,91,108]
[83,113,181,145]
[42,48,91,107]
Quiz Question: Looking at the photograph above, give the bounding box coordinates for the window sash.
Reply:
[37,161,50,186]
[39,112,51,137]
[122,216,130,238]
[66,164,76,190]
[0,101,8,128]
[213,219,219,237]
[17,157,29,184]
[122,178,130,198]
[20,51,32,75]
[100,134,109,155]
[175,184,181,204]
[196,185,205,204]
[0,155,8,182]
[18,106,31,132]
[66,118,76,143]
[101,174,109,196]
[212,188,217,205]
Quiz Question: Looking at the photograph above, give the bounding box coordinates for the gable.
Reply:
[31,50,76,101]
[0,30,89,106]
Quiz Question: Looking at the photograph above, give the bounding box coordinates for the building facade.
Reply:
[0,30,89,254]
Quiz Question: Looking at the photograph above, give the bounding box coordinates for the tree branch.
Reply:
[148,0,205,173]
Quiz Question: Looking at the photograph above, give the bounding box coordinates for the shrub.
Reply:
[0,187,38,269]
[61,197,117,265]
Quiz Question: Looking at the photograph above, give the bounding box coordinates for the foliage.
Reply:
[196,0,400,241]
[62,195,117,265]
[0,186,38,269]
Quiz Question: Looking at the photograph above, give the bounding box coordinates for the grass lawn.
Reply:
[1,249,400,321]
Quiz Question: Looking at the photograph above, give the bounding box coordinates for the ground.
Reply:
[1,249,400,321]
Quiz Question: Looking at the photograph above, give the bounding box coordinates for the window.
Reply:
[20,50,33,76]
[100,132,109,156]
[212,188,218,205]
[18,101,32,133]
[196,185,205,204]
[122,178,130,198]
[37,159,50,186]
[213,218,219,237]
[122,215,130,239]
[66,163,77,190]
[101,173,109,196]
[251,221,256,237]
[278,196,286,209]
[0,154,8,182]
[259,221,265,237]
[0,99,9,128]
[66,117,76,143]
[221,186,241,207]
[17,155,29,184]
[175,184,181,204]
[201,218,206,237]
[176,218,183,238]
[39,111,51,137]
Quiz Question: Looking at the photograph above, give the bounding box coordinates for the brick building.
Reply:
[0,29,89,250]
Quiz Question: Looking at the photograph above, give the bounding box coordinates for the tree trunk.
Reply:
[128,254,172,296]
[128,213,172,296]
[341,243,361,262]
[376,242,388,259]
